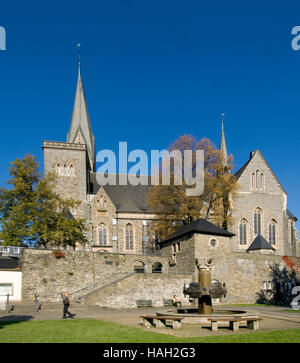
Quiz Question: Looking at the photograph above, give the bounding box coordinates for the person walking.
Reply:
[61,293,75,319]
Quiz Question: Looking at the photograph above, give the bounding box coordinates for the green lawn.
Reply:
[0,319,300,343]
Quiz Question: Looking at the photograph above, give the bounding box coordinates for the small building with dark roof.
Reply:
[158,219,235,274]
[246,234,275,254]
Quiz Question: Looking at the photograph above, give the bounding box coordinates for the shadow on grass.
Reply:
[0,315,33,329]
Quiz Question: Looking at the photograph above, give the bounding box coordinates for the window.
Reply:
[0,283,13,296]
[260,173,264,191]
[262,281,272,290]
[210,239,217,247]
[133,261,145,273]
[239,219,247,245]
[254,208,262,235]
[63,164,68,176]
[252,173,255,189]
[152,262,163,273]
[125,224,134,250]
[256,170,259,190]
[269,219,277,245]
[99,223,107,246]
[57,164,61,176]
[70,165,74,176]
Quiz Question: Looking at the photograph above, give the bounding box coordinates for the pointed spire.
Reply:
[219,114,228,172]
[67,61,95,171]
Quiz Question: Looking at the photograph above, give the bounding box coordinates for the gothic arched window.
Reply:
[260,173,264,191]
[269,219,277,245]
[57,164,61,176]
[239,219,247,245]
[256,170,259,190]
[99,223,107,246]
[70,165,74,176]
[252,173,255,189]
[64,164,68,176]
[254,208,262,235]
[125,223,134,250]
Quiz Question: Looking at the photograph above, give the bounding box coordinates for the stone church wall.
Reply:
[229,151,289,255]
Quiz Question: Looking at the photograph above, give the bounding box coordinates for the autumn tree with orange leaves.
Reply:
[147,134,238,240]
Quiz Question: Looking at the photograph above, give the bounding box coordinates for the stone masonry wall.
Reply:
[229,151,291,256]
[43,142,88,219]
[82,273,191,308]
[21,249,169,303]
[161,233,300,304]
[21,244,300,306]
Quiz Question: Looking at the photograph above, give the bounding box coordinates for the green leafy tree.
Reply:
[0,154,88,247]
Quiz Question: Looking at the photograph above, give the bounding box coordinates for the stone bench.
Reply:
[136,299,153,308]
[140,315,183,330]
[207,317,262,332]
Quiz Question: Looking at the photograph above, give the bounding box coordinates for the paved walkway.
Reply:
[1,303,300,337]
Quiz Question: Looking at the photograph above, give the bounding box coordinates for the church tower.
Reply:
[42,62,95,220]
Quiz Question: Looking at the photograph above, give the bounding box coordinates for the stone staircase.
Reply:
[75,271,135,303]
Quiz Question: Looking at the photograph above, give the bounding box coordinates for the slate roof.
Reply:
[67,64,95,171]
[160,218,235,244]
[286,209,297,221]
[89,172,154,213]
[246,234,275,252]
[0,257,21,270]
[234,159,251,179]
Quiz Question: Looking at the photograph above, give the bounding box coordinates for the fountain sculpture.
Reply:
[183,257,227,314]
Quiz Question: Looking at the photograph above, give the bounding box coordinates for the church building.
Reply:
[42,63,299,257]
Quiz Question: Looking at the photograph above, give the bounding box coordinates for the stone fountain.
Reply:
[183,257,227,314]
[156,257,261,330]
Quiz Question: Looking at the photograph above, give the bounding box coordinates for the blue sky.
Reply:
[0,0,299,228]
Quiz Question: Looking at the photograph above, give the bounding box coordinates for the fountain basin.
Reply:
[156,307,259,326]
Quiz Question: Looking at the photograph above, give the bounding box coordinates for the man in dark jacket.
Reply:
[61,293,75,319]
